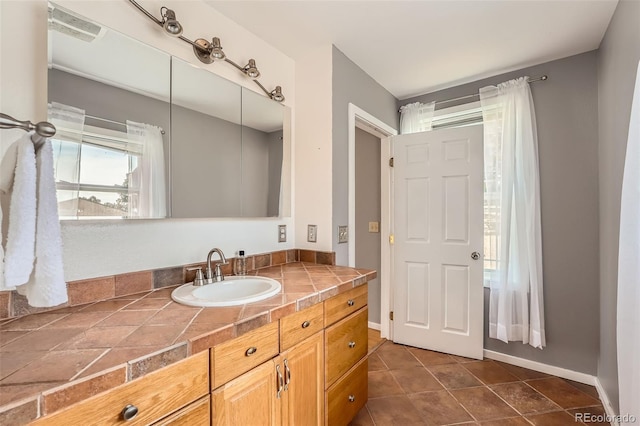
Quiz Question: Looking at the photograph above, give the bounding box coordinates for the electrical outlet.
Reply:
[278,224,287,242]
[338,225,348,243]
[307,225,317,243]
[368,221,380,233]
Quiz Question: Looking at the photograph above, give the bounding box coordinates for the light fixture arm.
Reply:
[253,80,271,98]
[223,57,245,73]
[127,0,285,103]
[129,0,163,26]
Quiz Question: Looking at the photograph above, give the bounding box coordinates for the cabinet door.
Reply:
[212,359,281,426]
[281,331,324,426]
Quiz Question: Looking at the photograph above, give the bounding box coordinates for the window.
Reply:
[52,124,142,219]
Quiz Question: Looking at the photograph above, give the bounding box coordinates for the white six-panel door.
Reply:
[392,125,484,359]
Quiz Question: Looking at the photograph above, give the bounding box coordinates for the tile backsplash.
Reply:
[0,249,335,320]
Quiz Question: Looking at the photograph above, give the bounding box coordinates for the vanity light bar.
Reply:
[127,0,285,103]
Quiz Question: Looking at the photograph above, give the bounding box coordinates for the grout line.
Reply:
[69,348,111,381]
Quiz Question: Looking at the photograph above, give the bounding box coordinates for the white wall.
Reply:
[294,44,333,251]
[0,0,296,281]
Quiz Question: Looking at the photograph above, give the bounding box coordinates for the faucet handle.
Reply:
[212,263,225,282]
[187,267,206,286]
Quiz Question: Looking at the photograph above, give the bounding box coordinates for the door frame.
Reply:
[347,103,397,338]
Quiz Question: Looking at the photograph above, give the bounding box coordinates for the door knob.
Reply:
[471,252,481,260]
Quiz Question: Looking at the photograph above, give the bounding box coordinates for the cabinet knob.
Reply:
[121,404,139,421]
[348,395,356,403]
[348,341,356,349]
[301,320,311,329]
[347,299,355,307]
[245,347,258,356]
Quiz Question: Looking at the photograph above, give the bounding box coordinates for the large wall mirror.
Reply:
[47,2,289,219]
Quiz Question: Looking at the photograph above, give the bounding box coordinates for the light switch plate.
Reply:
[368,221,380,233]
[307,225,317,243]
[278,224,287,242]
[338,225,348,244]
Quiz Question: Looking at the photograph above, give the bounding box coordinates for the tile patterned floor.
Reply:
[353,331,607,426]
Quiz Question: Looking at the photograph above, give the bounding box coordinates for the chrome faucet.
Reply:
[205,248,228,283]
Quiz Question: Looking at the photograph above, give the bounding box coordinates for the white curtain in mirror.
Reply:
[47,102,86,217]
[399,101,435,134]
[126,121,166,218]
[480,77,545,349]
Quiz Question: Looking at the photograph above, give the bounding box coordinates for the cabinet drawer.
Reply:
[212,321,279,389]
[324,284,367,327]
[326,357,367,426]
[324,307,368,387]
[280,302,324,351]
[32,351,209,426]
[153,395,210,425]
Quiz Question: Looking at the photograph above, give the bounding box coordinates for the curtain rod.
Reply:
[399,75,548,113]
[86,114,166,135]
[0,112,56,150]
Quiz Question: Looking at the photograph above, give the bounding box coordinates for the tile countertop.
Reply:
[0,262,375,423]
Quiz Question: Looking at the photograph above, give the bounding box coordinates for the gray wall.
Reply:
[596,0,640,413]
[332,46,399,267]
[402,52,601,375]
[162,104,240,218]
[172,105,278,218]
[355,128,382,324]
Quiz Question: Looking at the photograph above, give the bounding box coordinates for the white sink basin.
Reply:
[171,276,282,307]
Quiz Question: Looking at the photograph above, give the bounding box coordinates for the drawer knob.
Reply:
[245,347,258,356]
[121,404,139,421]
[348,341,356,349]
[347,299,355,307]
[348,395,356,403]
[301,320,311,329]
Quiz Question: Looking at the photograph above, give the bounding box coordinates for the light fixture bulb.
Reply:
[270,86,285,102]
[211,37,225,60]
[244,59,260,79]
[161,8,182,36]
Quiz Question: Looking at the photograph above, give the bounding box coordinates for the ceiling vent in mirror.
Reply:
[127,0,285,103]
[48,5,103,43]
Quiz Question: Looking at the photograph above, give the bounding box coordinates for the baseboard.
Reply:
[594,377,620,426]
[368,321,381,331]
[483,349,596,386]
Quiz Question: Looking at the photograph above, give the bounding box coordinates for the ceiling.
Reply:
[204,0,618,100]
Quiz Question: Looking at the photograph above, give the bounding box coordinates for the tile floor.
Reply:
[353,331,607,426]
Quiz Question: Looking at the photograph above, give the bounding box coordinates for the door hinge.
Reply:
[389,234,394,244]
[389,311,394,321]
[389,157,394,167]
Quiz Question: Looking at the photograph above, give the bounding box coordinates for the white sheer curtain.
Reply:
[126,121,166,218]
[399,101,435,134]
[480,77,545,349]
[47,102,86,218]
[617,60,640,420]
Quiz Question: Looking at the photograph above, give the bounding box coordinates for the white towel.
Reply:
[2,134,36,290]
[17,140,67,307]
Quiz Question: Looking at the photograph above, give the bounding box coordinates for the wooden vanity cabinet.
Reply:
[323,284,369,426]
[212,305,325,426]
[31,351,209,426]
